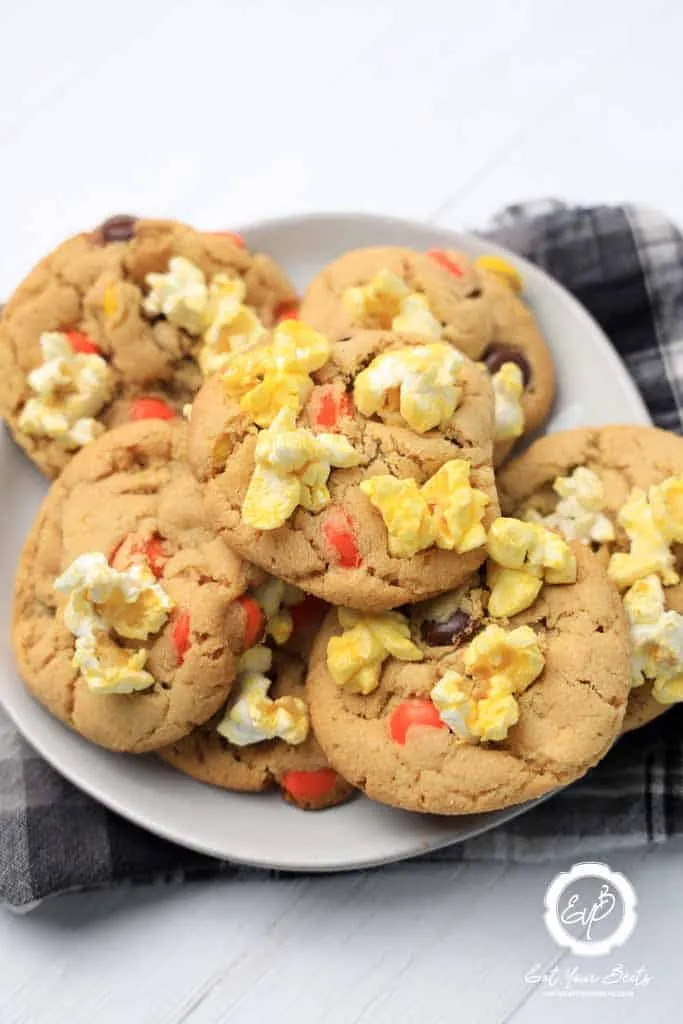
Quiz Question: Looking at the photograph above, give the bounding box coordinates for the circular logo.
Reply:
[543,861,637,957]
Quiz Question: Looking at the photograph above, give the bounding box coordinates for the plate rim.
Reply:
[0,210,652,872]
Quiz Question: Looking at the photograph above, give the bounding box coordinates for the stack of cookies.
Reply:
[4,215,682,816]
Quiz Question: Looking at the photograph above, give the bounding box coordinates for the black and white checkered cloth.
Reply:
[3,201,683,910]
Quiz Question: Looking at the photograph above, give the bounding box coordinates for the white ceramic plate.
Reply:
[0,213,651,872]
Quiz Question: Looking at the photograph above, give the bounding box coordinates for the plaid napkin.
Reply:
[3,200,683,910]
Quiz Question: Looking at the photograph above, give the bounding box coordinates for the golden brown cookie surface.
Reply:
[159,649,354,811]
[498,425,683,731]
[299,246,492,356]
[12,420,261,753]
[307,545,630,814]
[188,328,499,611]
[0,216,297,477]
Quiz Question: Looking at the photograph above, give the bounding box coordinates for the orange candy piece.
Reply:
[109,533,169,578]
[66,329,100,355]
[211,231,245,249]
[129,397,176,421]
[314,387,353,429]
[389,698,446,745]
[427,249,463,279]
[281,768,338,803]
[274,300,300,323]
[172,610,191,665]
[238,595,265,649]
[323,511,361,568]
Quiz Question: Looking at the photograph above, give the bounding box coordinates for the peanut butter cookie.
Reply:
[0,216,297,477]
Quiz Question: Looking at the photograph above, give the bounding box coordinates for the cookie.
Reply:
[12,419,264,753]
[299,246,492,356]
[476,259,556,465]
[159,646,355,810]
[0,216,297,477]
[307,543,630,815]
[498,425,683,731]
[188,323,499,611]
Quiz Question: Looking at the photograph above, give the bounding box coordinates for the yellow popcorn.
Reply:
[475,254,524,293]
[326,608,423,694]
[250,575,306,646]
[359,476,435,558]
[492,363,525,442]
[360,460,489,559]
[608,487,679,589]
[18,332,113,449]
[343,269,441,337]
[144,256,208,334]
[353,343,464,433]
[431,624,544,742]
[222,320,331,427]
[486,517,577,617]
[242,407,362,530]
[529,466,615,544]
[55,552,174,694]
[422,460,490,553]
[217,645,309,746]
[649,476,683,543]
[623,575,683,703]
[199,274,267,376]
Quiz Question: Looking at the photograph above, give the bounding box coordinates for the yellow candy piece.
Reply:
[327,608,422,694]
[476,254,524,293]
[103,284,118,321]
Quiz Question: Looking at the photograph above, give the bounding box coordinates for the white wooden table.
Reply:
[1,1,682,1020]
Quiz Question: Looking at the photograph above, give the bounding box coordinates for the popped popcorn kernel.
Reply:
[327,608,422,695]
[18,332,113,449]
[242,407,362,530]
[360,460,489,559]
[216,645,309,746]
[491,362,525,442]
[608,486,679,589]
[343,269,441,337]
[353,343,464,433]
[486,517,577,617]
[623,574,683,704]
[431,624,544,742]
[528,467,615,544]
[143,256,208,334]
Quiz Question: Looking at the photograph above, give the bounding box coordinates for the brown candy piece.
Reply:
[96,214,137,244]
[482,344,531,387]
[421,609,473,647]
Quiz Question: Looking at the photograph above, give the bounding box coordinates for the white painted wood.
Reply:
[1,0,682,1020]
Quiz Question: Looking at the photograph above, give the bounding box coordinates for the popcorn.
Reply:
[360,460,489,559]
[491,362,525,442]
[486,517,577,617]
[143,257,208,334]
[143,257,268,375]
[199,274,267,375]
[623,575,683,704]
[250,575,306,645]
[18,332,113,449]
[216,645,309,746]
[326,608,422,694]
[222,320,331,427]
[343,269,441,337]
[242,407,362,530]
[475,254,524,293]
[431,624,544,742]
[608,483,682,589]
[528,467,615,544]
[353,343,464,433]
[55,552,174,694]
